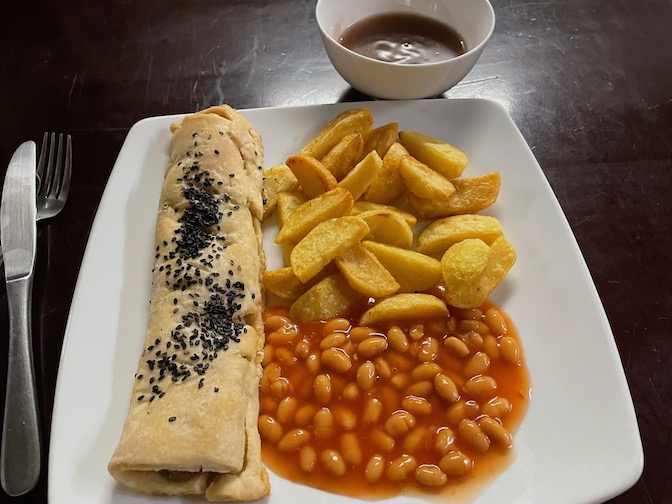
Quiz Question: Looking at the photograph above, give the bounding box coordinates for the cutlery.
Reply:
[0,133,72,268]
[0,141,39,496]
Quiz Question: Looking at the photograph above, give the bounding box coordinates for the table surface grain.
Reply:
[1,0,670,502]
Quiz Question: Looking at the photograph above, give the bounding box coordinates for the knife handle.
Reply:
[1,275,40,496]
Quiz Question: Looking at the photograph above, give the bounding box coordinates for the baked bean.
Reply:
[463,331,484,352]
[262,345,275,367]
[480,396,512,419]
[259,395,278,415]
[417,337,440,362]
[426,319,448,335]
[390,373,412,390]
[314,374,332,404]
[444,336,470,358]
[387,326,409,353]
[463,375,497,397]
[446,400,479,426]
[258,414,283,443]
[323,317,351,334]
[320,449,346,477]
[447,316,457,332]
[402,395,433,416]
[365,455,385,483]
[321,348,352,373]
[362,397,383,425]
[499,336,521,364]
[484,308,507,336]
[434,426,456,456]
[384,410,417,437]
[270,377,290,398]
[439,450,473,477]
[320,332,347,349]
[415,464,448,487]
[374,356,392,380]
[482,334,500,360]
[294,404,318,425]
[356,361,376,391]
[313,407,336,439]
[342,382,360,401]
[386,454,417,482]
[452,307,483,321]
[370,428,396,453]
[277,428,310,452]
[306,353,321,374]
[350,326,376,342]
[275,347,297,366]
[261,362,281,389]
[299,445,317,472]
[340,432,363,465]
[457,319,489,336]
[458,419,490,453]
[408,324,425,341]
[411,362,442,381]
[464,351,491,378]
[267,328,299,346]
[276,396,298,424]
[434,373,460,403]
[406,380,433,398]
[479,417,513,448]
[358,336,388,357]
[294,339,311,359]
[403,426,428,453]
[333,405,357,431]
[265,315,292,332]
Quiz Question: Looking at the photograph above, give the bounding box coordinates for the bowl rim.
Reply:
[315,0,496,68]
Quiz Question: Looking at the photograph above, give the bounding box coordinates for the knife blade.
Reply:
[0,140,41,496]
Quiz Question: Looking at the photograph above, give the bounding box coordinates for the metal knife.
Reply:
[0,141,40,496]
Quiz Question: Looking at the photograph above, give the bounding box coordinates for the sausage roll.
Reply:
[108,104,270,501]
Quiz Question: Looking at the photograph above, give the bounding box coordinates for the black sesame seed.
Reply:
[168,416,176,422]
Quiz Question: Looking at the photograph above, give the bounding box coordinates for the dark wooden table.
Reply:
[1,0,670,502]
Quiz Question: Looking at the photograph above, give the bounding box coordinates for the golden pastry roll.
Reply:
[108,105,270,501]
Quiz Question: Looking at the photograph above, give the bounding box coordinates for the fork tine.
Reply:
[51,134,64,198]
[36,132,49,193]
[40,133,56,198]
[59,135,72,201]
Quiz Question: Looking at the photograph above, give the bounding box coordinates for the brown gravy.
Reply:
[339,12,467,64]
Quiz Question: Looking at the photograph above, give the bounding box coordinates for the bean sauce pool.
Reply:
[259,299,530,499]
[339,12,467,64]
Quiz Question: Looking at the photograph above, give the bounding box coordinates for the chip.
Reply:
[359,293,449,326]
[335,242,399,297]
[286,155,337,199]
[417,214,503,258]
[262,164,299,220]
[352,201,417,228]
[398,155,456,200]
[290,273,362,321]
[263,267,308,301]
[361,122,398,160]
[364,142,408,204]
[356,209,414,249]
[321,131,364,181]
[301,108,373,160]
[338,150,383,200]
[399,130,468,179]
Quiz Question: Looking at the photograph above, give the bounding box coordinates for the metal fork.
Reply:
[0,133,71,268]
[0,133,71,497]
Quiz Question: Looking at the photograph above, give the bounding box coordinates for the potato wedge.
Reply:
[356,209,414,248]
[417,214,503,258]
[442,236,516,308]
[364,142,408,204]
[398,155,456,200]
[263,267,308,301]
[407,172,501,218]
[362,241,442,293]
[335,242,399,297]
[352,201,417,228]
[301,108,373,160]
[361,122,398,160]
[359,293,448,326]
[290,216,370,283]
[290,273,361,321]
[275,187,354,244]
[286,155,337,199]
[399,131,468,179]
[338,150,383,200]
[262,164,299,220]
[321,131,364,180]
[277,192,306,265]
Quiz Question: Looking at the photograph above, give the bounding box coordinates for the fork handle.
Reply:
[1,275,41,496]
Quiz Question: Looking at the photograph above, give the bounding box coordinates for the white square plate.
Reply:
[49,99,642,504]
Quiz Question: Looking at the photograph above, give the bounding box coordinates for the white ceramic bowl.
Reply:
[315,0,496,100]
